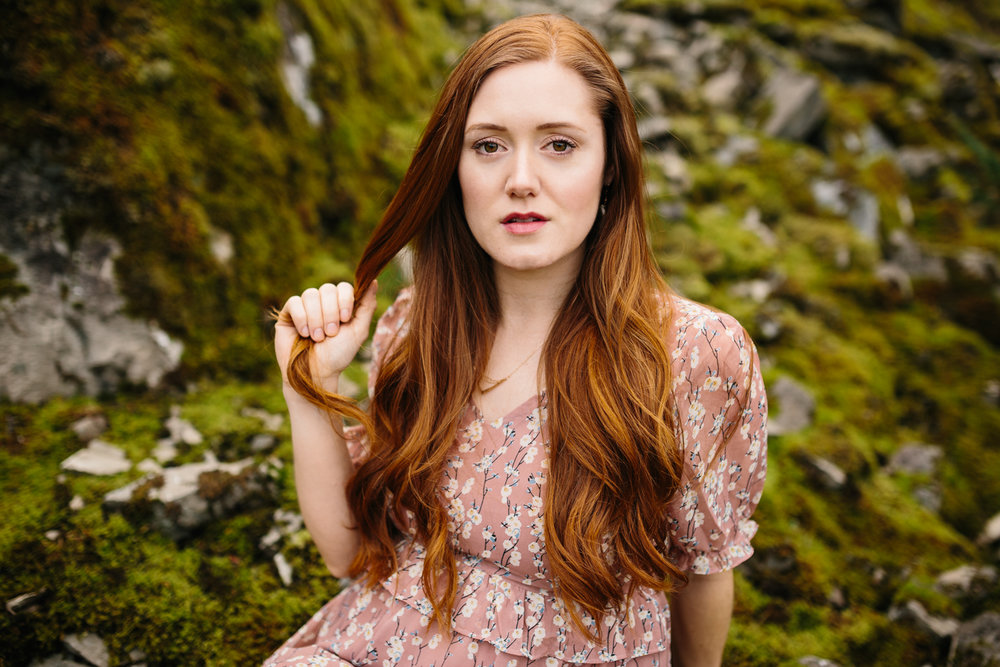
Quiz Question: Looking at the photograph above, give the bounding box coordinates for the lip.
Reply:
[502,212,549,224]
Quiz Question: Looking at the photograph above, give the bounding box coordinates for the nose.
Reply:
[505,151,539,199]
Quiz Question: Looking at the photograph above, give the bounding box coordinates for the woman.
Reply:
[268,13,766,667]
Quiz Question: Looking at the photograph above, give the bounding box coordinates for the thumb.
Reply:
[349,279,378,335]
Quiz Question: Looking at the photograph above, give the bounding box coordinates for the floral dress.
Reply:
[264,288,767,666]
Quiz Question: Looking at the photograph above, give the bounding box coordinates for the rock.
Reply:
[827,586,848,610]
[28,657,88,667]
[887,230,948,283]
[137,458,163,474]
[936,565,998,600]
[889,599,959,640]
[861,123,894,157]
[897,194,914,226]
[45,530,61,541]
[767,376,815,435]
[250,433,278,453]
[277,2,322,127]
[714,134,759,167]
[6,589,49,615]
[848,189,880,242]
[896,147,946,179]
[241,407,285,432]
[886,442,942,476]
[978,513,1000,547]
[761,69,828,142]
[152,440,178,464]
[810,180,881,241]
[63,632,110,667]
[69,414,108,442]
[730,279,775,304]
[802,454,848,491]
[702,66,744,109]
[636,116,674,146]
[798,657,842,667]
[957,248,999,283]
[274,552,294,587]
[741,207,777,247]
[60,440,131,476]
[259,508,305,555]
[949,612,1000,667]
[103,456,274,540]
[163,406,203,446]
[874,262,914,302]
[69,495,85,511]
[811,179,849,217]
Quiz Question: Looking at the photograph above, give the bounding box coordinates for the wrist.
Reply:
[282,375,341,405]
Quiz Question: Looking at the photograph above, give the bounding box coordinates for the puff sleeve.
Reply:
[664,298,768,575]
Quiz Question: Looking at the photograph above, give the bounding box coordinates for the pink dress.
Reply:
[264,289,767,666]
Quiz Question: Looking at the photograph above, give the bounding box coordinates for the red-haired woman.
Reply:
[267,13,767,667]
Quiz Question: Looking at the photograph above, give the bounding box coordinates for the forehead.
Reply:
[465,60,602,129]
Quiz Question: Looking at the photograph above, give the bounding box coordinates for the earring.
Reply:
[599,187,609,217]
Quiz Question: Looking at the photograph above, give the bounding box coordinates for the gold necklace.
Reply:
[479,343,544,394]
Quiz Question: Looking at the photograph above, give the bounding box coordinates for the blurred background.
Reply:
[1,0,998,664]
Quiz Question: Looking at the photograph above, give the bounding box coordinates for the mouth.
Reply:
[502,212,548,224]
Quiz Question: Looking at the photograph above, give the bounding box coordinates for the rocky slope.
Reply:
[1,0,999,664]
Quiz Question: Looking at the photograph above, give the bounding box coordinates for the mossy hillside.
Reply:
[0,0,454,378]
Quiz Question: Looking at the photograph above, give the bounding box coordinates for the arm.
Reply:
[274,281,378,577]
[669,570,734,667]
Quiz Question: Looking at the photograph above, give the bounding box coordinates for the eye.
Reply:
[473,139,502,154]
[547,138,577,153]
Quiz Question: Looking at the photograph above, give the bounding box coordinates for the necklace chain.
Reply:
[479,343,544,394]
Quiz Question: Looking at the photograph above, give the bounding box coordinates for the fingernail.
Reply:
[312,328,324,340]
[325,323,338,335]
[299,327,309,337]
[340,309,351,321]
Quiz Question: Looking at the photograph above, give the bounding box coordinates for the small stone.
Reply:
[885,442,942,476]
[978,512,1000,547]
[164,407,203,446]
[827,587,847,610]
[803,455,847,491]
[69,414,108,442]
[936,565,998,598]
[250,433,278,454]
[152,439,178,464]
[761,69,828,142]
[767,376,815,436]
[7,589,49,615]
[241,407,284,432]
[848,189,880,242]
[69,495,85,512]
[741,207,777,247]
[63,632,110,667]
[636,116,674,145]
[274,552,293,587]
[888,599,958,640]
[137,458,163,474]
[45,530,61,541]
[27,656,86,666]
[60,440,131,476]
[798,657,842,667]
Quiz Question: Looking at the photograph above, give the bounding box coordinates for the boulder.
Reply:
[949,612,1000,667]
[63,633,109,667]
[0,151,182,403]
[761,70,828,142]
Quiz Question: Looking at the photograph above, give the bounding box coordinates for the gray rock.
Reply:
[69,495,85,512]
[28,657,88,667]
[636,117,674,145]
[798,657,842,667]
[164,406,203,446]
[702,66,745,110]
[889,599,959,640]
[936,565,998,599]
[957,248,999,283]
[274,552,294,587]
[811,179,849,217]
[848,189,880,242]
[811,180,881,241]
[861,123,894,157]
[768,376,815,435]
[0,150,182,403]
[741,207,777,247]
[887,230,948,283]
[762,69,828,141]
[874,262,914,301]
[7,589,49,615]
[896,146,946,179]
[949,612,1000,667]
[886,442,943,476]
[60,440,131,476]
[978,513,1000,547]
[803,455,848,491]
[277,2,321,127]
[63,632,110,667]
[103,455,273,540]
[241,407,285,432]
[69,414,108,442]
[714,135,759,168]
[250,433,278,453]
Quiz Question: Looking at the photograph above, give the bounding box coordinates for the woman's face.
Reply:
[458,60,607,280]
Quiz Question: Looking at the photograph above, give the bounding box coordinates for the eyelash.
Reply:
[470,137,578,155]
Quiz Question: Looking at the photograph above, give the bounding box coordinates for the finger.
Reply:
[336,282,354,322]
[301,287,325,342]
[348,280,378,335]
[317,283,340,337]
[282,295,310,338]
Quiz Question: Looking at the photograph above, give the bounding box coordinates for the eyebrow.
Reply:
[464,122,588,134]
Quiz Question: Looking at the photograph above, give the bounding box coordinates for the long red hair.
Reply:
[283,13,685,639]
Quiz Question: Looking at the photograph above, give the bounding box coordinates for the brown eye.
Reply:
[476,141,500,154]
[551,140,570,152]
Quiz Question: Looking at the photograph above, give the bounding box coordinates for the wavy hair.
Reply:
[282,13,685,640]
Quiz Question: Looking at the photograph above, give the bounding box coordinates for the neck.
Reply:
[492,259,580,334]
